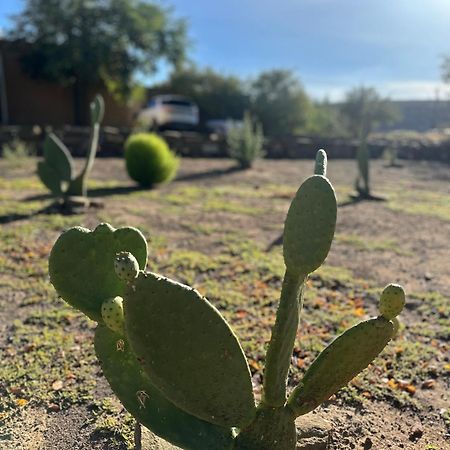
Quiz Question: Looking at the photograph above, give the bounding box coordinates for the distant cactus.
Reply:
[354,138,370,197]
[49,150,405,450]
[37,94,104,204]
[227,112,264,169]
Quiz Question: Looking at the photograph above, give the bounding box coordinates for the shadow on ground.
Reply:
[175,165,242,182]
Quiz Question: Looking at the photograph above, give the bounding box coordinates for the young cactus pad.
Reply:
[379,283,405,319]
[49,149,406,450]
[101,296,125,334]
[114,251,140,282]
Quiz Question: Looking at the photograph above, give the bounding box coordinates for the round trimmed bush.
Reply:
[124,133,179,187]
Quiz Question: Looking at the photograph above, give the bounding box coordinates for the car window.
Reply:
[162,99,193,107]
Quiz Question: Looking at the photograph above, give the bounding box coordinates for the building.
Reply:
[0,40,133,127]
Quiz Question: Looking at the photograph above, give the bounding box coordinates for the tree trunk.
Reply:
[73,79,87,125]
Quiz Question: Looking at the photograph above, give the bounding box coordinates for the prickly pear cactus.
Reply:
[37,94,104,202]
[49,223,148,321]
[355,139,370,197]
[37,133,73,196]
[49,149,406,450]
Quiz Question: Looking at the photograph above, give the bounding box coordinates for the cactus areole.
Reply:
[48,150,406,450]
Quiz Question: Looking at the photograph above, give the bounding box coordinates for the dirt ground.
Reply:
[0,156,449,449]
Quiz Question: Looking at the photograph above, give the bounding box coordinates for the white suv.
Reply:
[137,95,199,130]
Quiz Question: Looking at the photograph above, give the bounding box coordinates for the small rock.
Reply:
[421,379,436,389]
[408,424,423,442]
[296,414,332,450]
[47,403,60,412]
[363,437,373,449]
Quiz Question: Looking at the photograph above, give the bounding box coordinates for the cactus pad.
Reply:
[283,175,337,275]
[124,272,256,428]
[90,94,105,125]
[288,317,394,417]
[101,296,125,334]
[49,223,148,321]
[114,251,140,282]
[94,326,234,450]
[314,149,327,176]
[379,283,405,319]
[38,133,73,195]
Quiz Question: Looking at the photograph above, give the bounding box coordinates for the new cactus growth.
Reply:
[49,149,405,450]
[114,251,140,282]
[38,94,104,205]
[101,296,125,334]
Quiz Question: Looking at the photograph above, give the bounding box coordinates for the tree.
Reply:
[156,67,249,124]
[304,100,348,138]
[9,0,188,124]
[249,70,312,136]
[339,87,400,139]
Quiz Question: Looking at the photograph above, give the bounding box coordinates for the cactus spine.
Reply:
[49,149,405,450]
[38,94,104,203]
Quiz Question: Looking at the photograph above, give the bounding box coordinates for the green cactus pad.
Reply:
[124,272,256,428]
[114,251,140,282]
[94,326,234,450]
[314,149,327,176]
[287,317,394,417]
[101,296,125,334]
[38,133,73,195]
[90,94,105,125]
[283,175,337,275]
[379,283,405,319]
[49,223,148,321]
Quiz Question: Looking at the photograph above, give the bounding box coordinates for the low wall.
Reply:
[0,126,449,162]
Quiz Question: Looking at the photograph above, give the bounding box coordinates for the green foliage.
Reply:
[49,150,405,449]
[157,67,250,123]
[304,101,348,138]
[124,133,179,187]
[226,112,264,169]
[2,138,35,165]
[340,86,400,139]
[250,69,312,136]
[9,0,187,123]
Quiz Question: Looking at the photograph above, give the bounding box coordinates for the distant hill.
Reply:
[378,100,450,132]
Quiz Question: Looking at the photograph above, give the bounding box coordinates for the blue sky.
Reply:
[2,0,450,101]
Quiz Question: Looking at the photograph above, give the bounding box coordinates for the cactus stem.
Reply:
[262,268,307,407]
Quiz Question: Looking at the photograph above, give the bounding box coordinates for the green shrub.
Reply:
[227,112,264,169]
[124,133,179,187]
[2,138,35,166]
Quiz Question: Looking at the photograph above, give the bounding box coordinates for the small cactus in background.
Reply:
[49,150,405,450]
[37,94,104,205]
[227,111,264,169]
[354,138,370,197]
